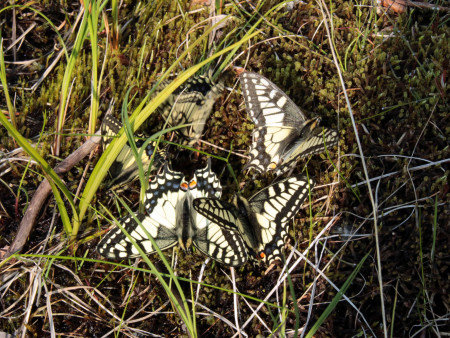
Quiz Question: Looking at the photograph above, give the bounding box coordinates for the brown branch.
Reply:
[5,131,102,258]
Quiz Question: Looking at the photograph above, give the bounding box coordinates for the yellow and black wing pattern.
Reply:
[97,160,248,267]
[193,175,315,264]
[153,74,225,146]
[239,72,338,175]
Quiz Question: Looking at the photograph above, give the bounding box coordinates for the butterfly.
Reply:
[193,175,315,264]
[101,114,165,190]
[97,160,248,267]
[239,72,338,175]
[151,73,225,146]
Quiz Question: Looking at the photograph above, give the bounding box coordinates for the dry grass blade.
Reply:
[233,217,338,336]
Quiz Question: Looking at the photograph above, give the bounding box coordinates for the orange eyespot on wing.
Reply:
[259,252,266,259]
[189,180,197,189]
[269,162,277,170]
[180,182,189,191]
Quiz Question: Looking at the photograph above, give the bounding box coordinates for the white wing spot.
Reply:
[276,96,287,107]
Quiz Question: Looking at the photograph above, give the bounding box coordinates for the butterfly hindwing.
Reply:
[192,159,222,199]
[276,127,339,175]
[144,164,184,229]
[240,72,338,174]
[155,74,225,145]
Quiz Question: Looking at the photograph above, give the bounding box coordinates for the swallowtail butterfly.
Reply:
[150,73,224,146]
[193,175,315,264]
[240,72,338,175]
[97,160,248,267]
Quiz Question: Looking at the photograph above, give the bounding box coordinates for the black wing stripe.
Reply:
[97,213,177,259]
[240,72,338,174]
[193,199,240,231]
[157,74,224,145]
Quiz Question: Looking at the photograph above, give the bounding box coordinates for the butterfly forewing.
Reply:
[240,72,307,127]
[240,72,338,174]
[156,74,224,145]
[193,199,242,231]
[195,222,248,267]
[192,198,248,266]
[97,213,178,259]
[247,176,314,263]
[188,163,247,266]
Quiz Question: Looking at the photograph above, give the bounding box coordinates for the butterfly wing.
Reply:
[101,115,165,190]
[192,159,222,200]
[275,126,339,175]
[247,175,315,263]
[193,198,248,266]
[188,161,247,266]
[158,75,224,145]
[195,221,248,267]
[240,72,307,173]
[98,164,183,259]
[97,213,178,259]
[240,72,308,127]
[144,164,184,230]
[240,72,337,173]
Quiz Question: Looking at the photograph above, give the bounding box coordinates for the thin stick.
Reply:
[5,131,102,258]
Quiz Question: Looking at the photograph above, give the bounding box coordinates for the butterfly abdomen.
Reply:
[175,192,197,251]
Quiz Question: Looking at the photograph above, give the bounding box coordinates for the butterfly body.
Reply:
[97,160,248,267]
[240,72,338,175]
[194,175,315,264]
